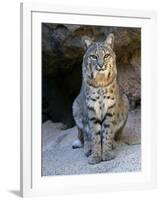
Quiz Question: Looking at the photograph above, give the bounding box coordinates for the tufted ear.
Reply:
[104,33,115,49]
[82,36,93,49]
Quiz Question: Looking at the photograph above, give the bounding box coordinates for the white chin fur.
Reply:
[72,139,83,149]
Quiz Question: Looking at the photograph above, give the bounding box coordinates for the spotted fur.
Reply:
[72,33,129,164]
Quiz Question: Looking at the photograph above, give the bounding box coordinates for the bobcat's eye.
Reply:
[90,55,97,60]
[104,54,110,59]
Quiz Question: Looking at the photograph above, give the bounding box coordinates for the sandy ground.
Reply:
[42,120,141,176]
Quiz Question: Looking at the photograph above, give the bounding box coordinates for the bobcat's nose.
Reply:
[96,59,105,71]
[97,60,104,68]
[96,65,105,71]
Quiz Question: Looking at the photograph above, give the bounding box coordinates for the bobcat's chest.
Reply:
[86,87,116,120]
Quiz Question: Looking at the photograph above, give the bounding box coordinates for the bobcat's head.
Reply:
[82,33,117,87]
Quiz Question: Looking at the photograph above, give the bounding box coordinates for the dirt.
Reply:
[42,109,141,176]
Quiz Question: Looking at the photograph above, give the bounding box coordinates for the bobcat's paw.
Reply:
[88,155,101,165]
[72,139,83,149]
[102,151,116,161]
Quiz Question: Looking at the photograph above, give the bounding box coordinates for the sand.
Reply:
[42,121,141,176]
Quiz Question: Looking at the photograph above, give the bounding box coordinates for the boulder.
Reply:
[117,108,141,145]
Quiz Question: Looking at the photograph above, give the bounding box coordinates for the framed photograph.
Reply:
[20,2,157,197]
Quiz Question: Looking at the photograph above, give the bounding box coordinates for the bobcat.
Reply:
[72,33,129,164]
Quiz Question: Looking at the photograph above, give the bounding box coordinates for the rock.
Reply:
[117,108,141,145]
[42,23,141,125]
[118,64,141,109]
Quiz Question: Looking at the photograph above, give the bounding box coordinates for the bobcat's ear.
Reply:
[82,36,93,49]
[104,33,115,49]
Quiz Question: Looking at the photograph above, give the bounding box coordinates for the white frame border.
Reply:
[20,2,157,197]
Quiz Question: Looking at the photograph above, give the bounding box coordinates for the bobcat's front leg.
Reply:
[83,130,92,157]
[102,117,116,161]
[87,115,102,164]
